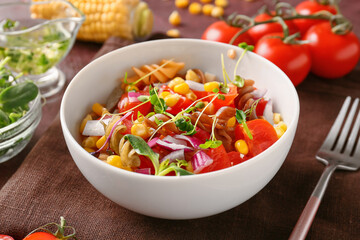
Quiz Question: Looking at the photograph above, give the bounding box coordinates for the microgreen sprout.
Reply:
[235,109,253,140]
[199,115,222,149]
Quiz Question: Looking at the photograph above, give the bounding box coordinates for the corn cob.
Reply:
[31,0,153,43]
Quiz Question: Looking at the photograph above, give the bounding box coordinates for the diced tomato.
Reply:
[117,91,152,120]
[121,119,133,134]
[193,90,209,100]
[138,156,155,175]
[199,145,231,173]
[255,99,268,116]
[166,96,193,115]
[212,84,238,110]
[236,119,278,157]
[227,151,250,166]
[193,127,211,143]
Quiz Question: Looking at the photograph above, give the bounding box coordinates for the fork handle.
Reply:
[289,164,337,240]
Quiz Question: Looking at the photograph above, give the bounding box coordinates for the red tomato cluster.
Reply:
[202,0,360,86]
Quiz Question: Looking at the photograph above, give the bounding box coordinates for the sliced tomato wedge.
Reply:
[212,84,238,110]
[236,119,278,157]
[199,144,231,173]
[255,98,268,116]
[117,91,152,120]
[227,151,249,166]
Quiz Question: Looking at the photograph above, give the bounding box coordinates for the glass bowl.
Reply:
[0,93,42,163]
[0,0,85,98]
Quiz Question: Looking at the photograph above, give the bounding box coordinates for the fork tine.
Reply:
[320,97,351,150]
[334,98,359,152]
[344,98,360,156]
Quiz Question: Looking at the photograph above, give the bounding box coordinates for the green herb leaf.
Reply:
[219,83,229,94]
[0,109,10,128]
[175,117,195,134]
[154,116,163,126]
[124,134,160,174]
[158,159,194,176]
[217,94,225,100]
[199,139,222,149]
[137,95,149,102]
[2,19,17,30]
[149,86,167,114]
[233,75,245,88]
[0,81,38,112]
[235,109,253,140]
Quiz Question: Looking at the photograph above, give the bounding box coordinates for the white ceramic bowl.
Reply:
[60,39,299,219]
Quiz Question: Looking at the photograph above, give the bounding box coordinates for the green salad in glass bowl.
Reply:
[0,57,41,163]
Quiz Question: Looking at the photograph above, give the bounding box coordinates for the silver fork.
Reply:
[289,96,360,240]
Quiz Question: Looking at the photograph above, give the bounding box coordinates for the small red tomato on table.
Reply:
[248,12,299,43]
[293,0,337,36]
[254,32,311,86]
[202,20,254,45]
[0,235,14,240]
[303,22,360,79]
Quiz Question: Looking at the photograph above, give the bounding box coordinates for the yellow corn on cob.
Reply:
[31,0,153,43]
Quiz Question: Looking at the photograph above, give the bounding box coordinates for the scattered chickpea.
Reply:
[211,6,224,18]
[188,2,202,15]
[166,29,181,38]
[175,0,189,8]
[227,49,236,59]
[215,0,228,8]
[169,10,181,26]
[202,4,214,16]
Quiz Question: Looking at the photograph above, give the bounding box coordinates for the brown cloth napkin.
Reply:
[1,36,360,240]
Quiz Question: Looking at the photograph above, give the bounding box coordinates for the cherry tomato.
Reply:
[166,95,193,115]
[254,33,311,86]
[199,144,231,173]
[293,0,337,36]
[248,12,299,43]
[212,84,238,110]
[193,127,211,143]
[23,232,57,240]
[236,119,278,157]
[202,21,254,45]
[117,91,152,119]
[255,98,268,116]
[0,235,14,240]
[303,22,360,78]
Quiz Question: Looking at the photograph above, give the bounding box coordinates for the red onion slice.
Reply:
[156,139,193,152]
[147,137,159,148]
[162,135,188,146]
[185,80,205,92]
[160,149,185,163]
[174,135,203,149]
[252,88,267,99]
[191,151,213,174]
[135,168,151,175]
[263,99,274,125]
[128,92,143,103]
[82,118,111,136]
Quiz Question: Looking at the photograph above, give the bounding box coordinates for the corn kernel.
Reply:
[277,121,287,132]
[174,82,190,95]
[106,155,132,171]
[84,147,95,153]
[166,28,180,38]
[185,69,201,82]
[92,103,105,116]
[200,0,213,3]
[125,85,139,92]
[159,91,171,99]
[186,161,194,173]
[273,113,281,124]
[235,140,249,155]
[131,123,151,139]
[96,135,107,149]
[168,77,185,89]
[169,10,181,26]
[80,114,92,134]
[186,91,197,101]
[204,81,220,92]
[215,0,228,7]
[202,4,214,16]
[175,0,189,8]
[275,126,285,138]
[227,116,236,128]
[189,2,202,15]
[227,49,236,59]
[164,94,181,107]
[82,136,99,148]
[211,6,224,18]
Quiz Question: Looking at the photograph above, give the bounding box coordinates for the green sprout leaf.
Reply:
[235,109,253,140]
[199,139,222,149]
[175,117,195,134]
[149,86,167,114]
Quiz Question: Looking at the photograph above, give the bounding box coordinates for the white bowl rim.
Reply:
[61,38,300,182]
